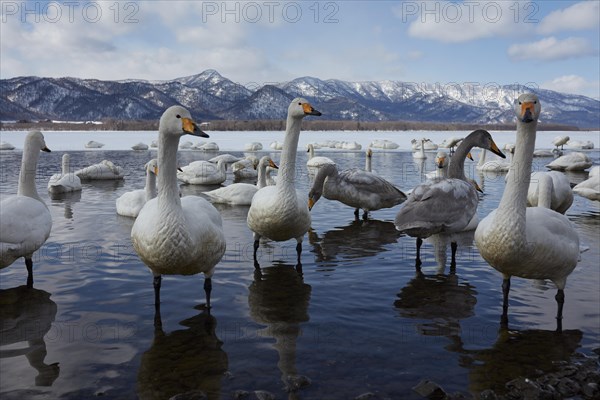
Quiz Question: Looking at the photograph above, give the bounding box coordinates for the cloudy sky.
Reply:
[1,0,599,98]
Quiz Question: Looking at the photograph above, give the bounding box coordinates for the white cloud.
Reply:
[538,1,600,35]
[397,1,532,43]
[508,37,597,61]
[542,75,600,98]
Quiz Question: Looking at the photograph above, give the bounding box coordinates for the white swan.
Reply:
[204,156,278,205]
[476,149,511,172]
[270,141,284,150]
[546,152,592,171]
[425,151,449,180]
[208,154,241,164]
[572,166,600,201]
[396,130,505,266]
[247,98,321,266]
[116,159,158,218]
[308,163,407,220]
[527,171,573,214]
[412,138,428,159]
[47,153,82,194]
[84,140,104,149]
[230,155,259,180]
[566,139,594,150]
[1,131,52,287]
[439,136,463,153]
[131,142,149,151]
[412,138,438,151]
[177,159,227,185]
[131,106,226,308]
[533,149,554,157]
[306,143,335,172]
[474,93,580,331]
[370,139,399,150]
[74,160,124,180]
[0,141,15,150]
[552,135,570,151]
[244,142,263,151]
[197,142,219,151]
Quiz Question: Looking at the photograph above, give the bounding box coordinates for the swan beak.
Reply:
[474,181,484,193]
[269,160,279,169]
[308,196,315,211]
[182,117,209,138]
[177,166,183,172]
[42,146,51,152]
[303,103,322,116]
[489,140,506,158]
[520,102,535,123]
[153,166,159,175]
[466,152,474,161]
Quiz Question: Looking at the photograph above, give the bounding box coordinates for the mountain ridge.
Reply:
[1,70,598,128]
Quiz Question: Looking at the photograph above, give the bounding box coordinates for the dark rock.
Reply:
[479,389,498,400]
[582,382,599,398]
[233,390,250,399]
[412,379,447,399]
[253,390,275,400]
[285,374,311,392]
[506,377,542,399]
[168,391,208,400]
[354,393,376,400]
[556,377,580,397]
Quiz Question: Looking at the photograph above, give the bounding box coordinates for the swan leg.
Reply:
[354,208,360,217]
[253,233,261,269]
[204,277,212,310]
[153,274,162,328]
[415,238,423,268]
[501,277,511,327]
[25,257,33,288]
[295,240,302,265]
[450,241,458,267]
[555,289,565,333]
[362,210,369,220]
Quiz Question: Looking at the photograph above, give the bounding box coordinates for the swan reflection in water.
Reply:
[136,309,228,400]
[248,263,312,398]
[308,219,402,263]
[459,327,583,396]
[49,189,82,220]
[0,286,60,387]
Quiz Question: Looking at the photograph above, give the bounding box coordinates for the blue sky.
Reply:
[1,1,599,98]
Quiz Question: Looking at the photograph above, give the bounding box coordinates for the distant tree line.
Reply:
[0,119,584,132]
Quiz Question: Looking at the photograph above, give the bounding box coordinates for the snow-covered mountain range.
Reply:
[1,69,598,128]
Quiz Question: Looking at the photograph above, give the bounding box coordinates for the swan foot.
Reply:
[25,257,33,288]
[555,289,565,333]
[450,242,457,265]
[204,277,212,310]
[295,262,303,275]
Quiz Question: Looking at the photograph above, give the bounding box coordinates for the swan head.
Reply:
[159,105,209,138]
[259,156,279,170]
[467,129,506,159]
[289,98,322,118]
[514,93,541,124]
[434,151,448,169]
[26,130,51,153]
[145,158,159,175]
[367,148,373,158]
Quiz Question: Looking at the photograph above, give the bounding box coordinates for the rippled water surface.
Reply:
[1,146,599,399]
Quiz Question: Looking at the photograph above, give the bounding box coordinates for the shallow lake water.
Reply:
[0,144,599,400]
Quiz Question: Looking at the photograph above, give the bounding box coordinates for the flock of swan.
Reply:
[1,94,598,332]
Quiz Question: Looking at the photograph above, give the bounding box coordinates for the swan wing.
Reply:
[395,179,477,237]
[116,189,146,218]
[1,196,52,267]
[204,183,258,205]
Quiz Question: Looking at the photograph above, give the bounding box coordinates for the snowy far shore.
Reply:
[1,129,599,152]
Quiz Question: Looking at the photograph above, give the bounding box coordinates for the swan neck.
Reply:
[308,144,314,159]
[477,149,486,166]
[17,139,43,202]
[145,169,157,201]
[498,119,537,223]
[448,140,471,180]
[157,133,182,209]
[537,173,552,209]
[62,154,70,175]
[365,154,372,172]
[257,162,268,189]
[278,115,302,191]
